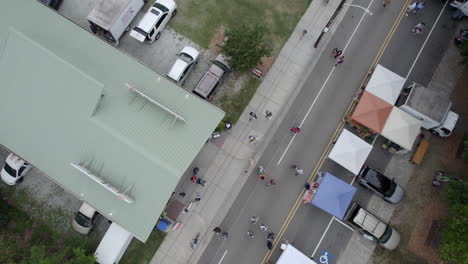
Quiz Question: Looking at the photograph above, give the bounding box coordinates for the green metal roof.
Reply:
[0,0,224,242]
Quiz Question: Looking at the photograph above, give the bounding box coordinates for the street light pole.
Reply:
[344,3,373,15]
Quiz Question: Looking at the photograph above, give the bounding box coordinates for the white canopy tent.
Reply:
[365,64,406,105]
[381,107,422,150]
[276,244,317,264]
[328,129,373,175]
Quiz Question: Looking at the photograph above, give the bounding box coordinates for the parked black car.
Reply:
[38,0,63,10]
[356,166,404,204]
[454,29,468,46]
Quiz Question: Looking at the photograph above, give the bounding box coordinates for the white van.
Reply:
[72,203,99,235]
[1,153,32,185]
[129,0,176,43]
[94,223,133,264]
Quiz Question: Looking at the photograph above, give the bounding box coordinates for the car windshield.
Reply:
[3,163,17,178]
[364,169,392,193]
[74,212,92,227]
[179,53,194,64]
[378,225,392,243]
[153,3,169,12]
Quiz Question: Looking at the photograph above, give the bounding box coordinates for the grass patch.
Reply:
[219,77,261,124]
[171,0,311,49]
[0,190,98,263]
[120,229,166,264]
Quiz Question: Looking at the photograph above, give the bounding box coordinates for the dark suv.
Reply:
[357,166,404,204]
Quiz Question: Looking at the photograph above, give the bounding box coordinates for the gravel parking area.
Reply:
[0,145,110,240]
[57,0,220,94]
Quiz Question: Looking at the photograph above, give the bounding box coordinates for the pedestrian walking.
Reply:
[267,240,273,250]
[406,2,417,15]
[256,166,265,174]
[265,110,273,119]
[335,56,344,66]
[290,127,301,134]
[332,48,342,58]
[267,179,276,188]
[259,174,266,181]
[213,227,221,234]
[260,224,268,231]
[412,22,425,35]
[267,232,275,241]
[196,178,206,186]
[248,135,256,143]
[250,216,259,224]
[383,0,391,7]
[247,231,255,238]
[295,167,304,176]
[191,175,197,183]
[249,112,257,121]
[414,1,425,13]
[221,231,229,239]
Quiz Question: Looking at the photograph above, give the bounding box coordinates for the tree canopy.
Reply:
[221,24,272,72]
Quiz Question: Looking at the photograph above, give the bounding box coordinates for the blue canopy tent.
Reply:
[311,173,357,220]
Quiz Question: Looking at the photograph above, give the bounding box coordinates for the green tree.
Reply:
[221,24,272,72]
[25,246,95,264]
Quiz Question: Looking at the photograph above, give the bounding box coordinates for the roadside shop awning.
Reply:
[381,107,422,150]
[328,129,373,175]
[311,173,357,220]
[351,91,393,133]
[365,64,406,105]
[276,244,317,264]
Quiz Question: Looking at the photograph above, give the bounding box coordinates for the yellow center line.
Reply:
[261,1,411,262]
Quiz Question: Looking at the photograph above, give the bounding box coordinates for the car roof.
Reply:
[5,153,26,170]
[137,7,162,32]
[167,59,188,81]
[353,207,387,238]
[79,202,96,217]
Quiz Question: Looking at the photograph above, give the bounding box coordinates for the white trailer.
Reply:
[400,83,459,138]
[94,223,133,264]
[87,0,146,45]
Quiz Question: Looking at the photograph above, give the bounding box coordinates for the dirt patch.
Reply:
[407,200,449,264]
[208,25,225,53]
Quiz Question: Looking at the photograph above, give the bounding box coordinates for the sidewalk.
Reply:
[150,1,351,263]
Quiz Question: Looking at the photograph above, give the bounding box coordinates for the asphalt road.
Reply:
[198,0,460,263]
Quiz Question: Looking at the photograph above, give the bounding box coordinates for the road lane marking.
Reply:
[311,216,335,258]
[405,0,449,80]
[277,0,372,165]
[262,0,411,262]
[218,250,228,264]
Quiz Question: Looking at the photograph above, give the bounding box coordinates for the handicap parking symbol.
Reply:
[319,249,333,264]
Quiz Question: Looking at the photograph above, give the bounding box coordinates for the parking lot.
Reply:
[57,0,230,96]
[0,145,110,239]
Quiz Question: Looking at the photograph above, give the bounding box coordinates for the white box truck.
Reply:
[87,0,146,45]
[400,83,459,138]
[94,223,133,264]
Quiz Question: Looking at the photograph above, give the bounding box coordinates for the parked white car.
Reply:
[72,202,99,235]
[167,46,200,85]
[1,153,32,185]
[130,0,177,43]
